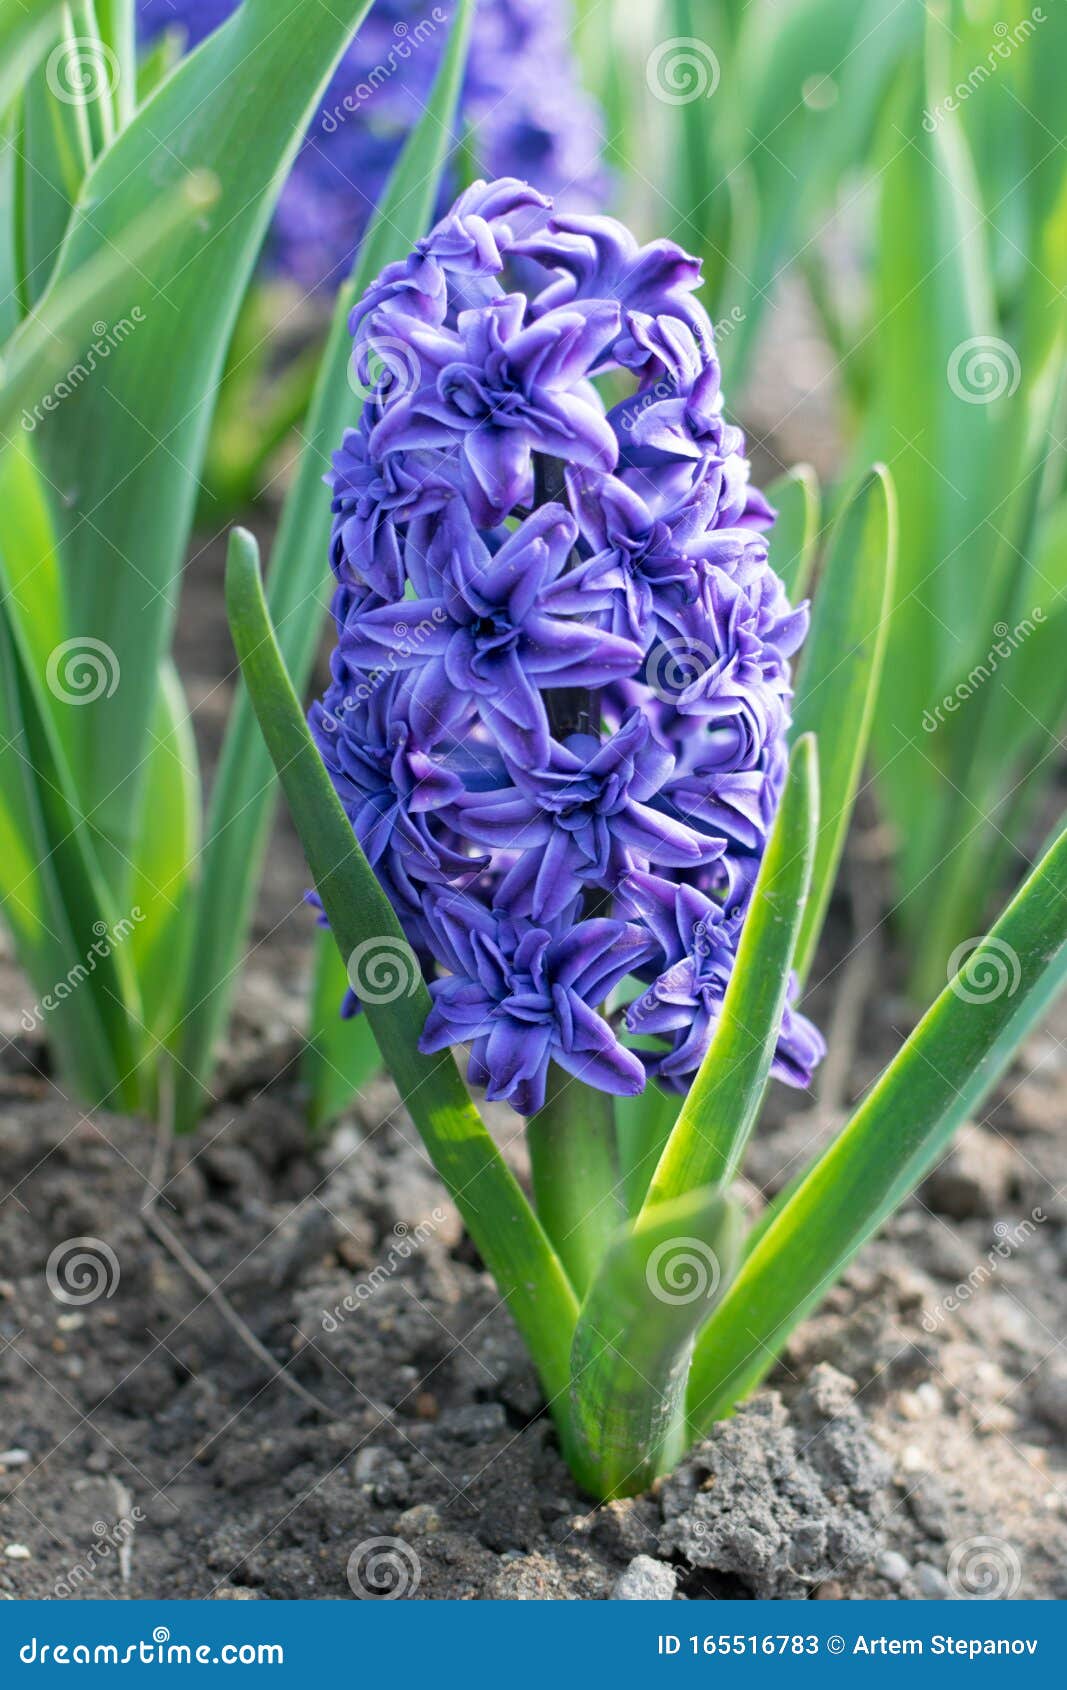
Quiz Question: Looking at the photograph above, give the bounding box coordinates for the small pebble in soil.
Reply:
[915,1564,952,1599]
[876,1550,911,1587]
[3,1545,31,1560]
[611,1556,677,1601]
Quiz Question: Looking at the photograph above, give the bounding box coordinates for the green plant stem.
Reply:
[527,1064,622,1298]
[569,1187,743,1499]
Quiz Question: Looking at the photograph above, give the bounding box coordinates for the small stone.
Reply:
[877,1550,911,1586]
[916,1563,951,1599]
[438,1402,507,1444]
[212,1587,262,1600]
[1032,1362,1067,1434]
[395,1503,443,1537]
[351,1447,383,1483]
[611,1555,677,1600]
[3,1545,31,1561]
[0,1451,30,1468]
[813,1581,845,1599]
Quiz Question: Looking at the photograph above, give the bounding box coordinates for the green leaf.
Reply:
[302,934,382,1133]
[0,436,143,1105]
[638,735,818,1210]
[33,0,377,895]
[615,1078,678,1218]
[790,465,896,980]
[868,42,1002,906]
[173,0,476,1131]
[1,171,218,438]
[127,659,200,1047]
[0,0,66,118]
[224,526,583,1444]
[687,814,1067,1432]
[18,9,95,309]
[767,464,820,601]
[569,1186,744,1499]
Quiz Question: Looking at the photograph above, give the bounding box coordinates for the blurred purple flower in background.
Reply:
[310,177,825,1113]
[137,0,606,288]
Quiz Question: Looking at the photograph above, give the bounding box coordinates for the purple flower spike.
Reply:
[311,179,822,1113]
[138,2,607,290]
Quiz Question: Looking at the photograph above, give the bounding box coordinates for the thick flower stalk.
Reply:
[311,177,824,1117]
[137,0,605,288]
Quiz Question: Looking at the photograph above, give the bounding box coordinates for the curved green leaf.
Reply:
[687,815,1067,1432]
[639,735,818,1210]
[224,527,582,1441]
[34,0,376,893]
[172,0,476,1131]
[767,463,820,601]
[790,464,896,980]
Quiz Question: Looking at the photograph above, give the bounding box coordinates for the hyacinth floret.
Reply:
[312,176,825,1116]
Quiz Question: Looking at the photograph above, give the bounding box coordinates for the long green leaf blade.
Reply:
[639,735,818,1210]
[767,463,820,601]
[173,0,476,1130]
[790,465,896,980]
[687,816,1067,1432]
[34,0,376,891]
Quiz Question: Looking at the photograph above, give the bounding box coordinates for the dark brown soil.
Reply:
[1,503,1065,1601]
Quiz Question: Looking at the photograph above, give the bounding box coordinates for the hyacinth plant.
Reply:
[231,177,1067,1501]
